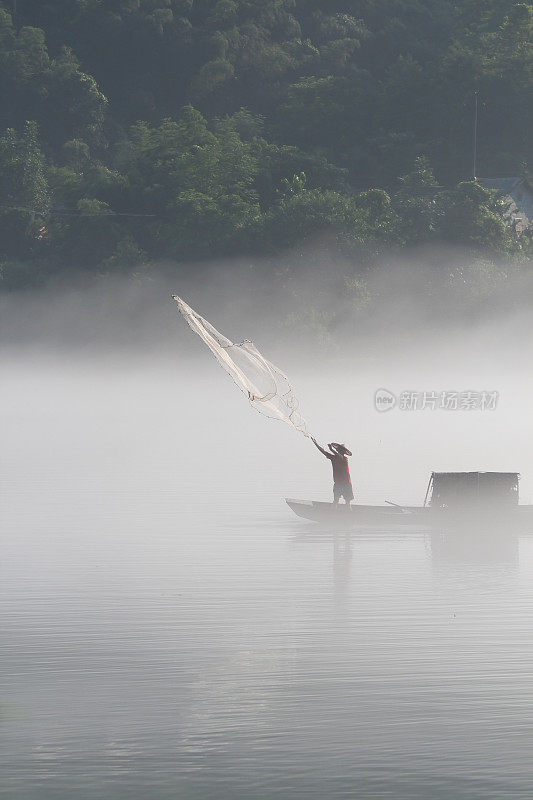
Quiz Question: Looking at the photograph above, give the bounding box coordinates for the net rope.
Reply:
[172,295,310,437]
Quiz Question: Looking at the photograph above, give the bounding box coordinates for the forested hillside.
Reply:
[0,0,531,289]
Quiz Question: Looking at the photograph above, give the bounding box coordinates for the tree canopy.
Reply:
[0,0,531,289]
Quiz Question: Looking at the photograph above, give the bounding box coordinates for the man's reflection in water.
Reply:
[333,530,352,605]
[289,526,354,608]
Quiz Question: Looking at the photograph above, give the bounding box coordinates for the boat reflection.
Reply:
[429,525,519,569]
[289,519,525,604]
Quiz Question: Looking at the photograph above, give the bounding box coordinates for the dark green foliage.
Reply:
[263,189,367,249]
[0,0,531,288]
[436,181,510,251]
[0,121,49,259]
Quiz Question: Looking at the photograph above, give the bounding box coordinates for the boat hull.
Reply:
[285,498,533,530]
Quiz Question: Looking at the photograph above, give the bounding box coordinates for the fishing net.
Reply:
[172,295,310,437]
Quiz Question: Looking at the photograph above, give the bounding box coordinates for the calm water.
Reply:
[3,355,533,799]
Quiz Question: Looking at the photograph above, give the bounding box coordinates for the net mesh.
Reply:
[173,295,310,437]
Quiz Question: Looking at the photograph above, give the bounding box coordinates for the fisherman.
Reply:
[312,438,354,506]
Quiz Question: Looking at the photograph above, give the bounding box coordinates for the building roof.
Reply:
[479,177,524,193]
[478,176,533,232]
[432,472,518,477]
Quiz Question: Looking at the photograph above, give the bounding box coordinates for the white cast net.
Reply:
[172,295,310,437]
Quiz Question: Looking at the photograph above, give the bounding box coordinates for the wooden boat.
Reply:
[286,472,533,530]
[286,498,431,526]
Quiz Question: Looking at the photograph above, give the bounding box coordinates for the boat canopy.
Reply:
[428,472,519,508]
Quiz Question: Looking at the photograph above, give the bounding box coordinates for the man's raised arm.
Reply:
[311,437,332,458]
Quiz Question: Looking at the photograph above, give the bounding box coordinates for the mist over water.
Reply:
[2,256,533,798]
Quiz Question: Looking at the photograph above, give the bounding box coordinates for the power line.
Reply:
[473,90,479,181]
[0,203,157,217]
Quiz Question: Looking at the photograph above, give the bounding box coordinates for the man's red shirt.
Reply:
[327,453,351,484]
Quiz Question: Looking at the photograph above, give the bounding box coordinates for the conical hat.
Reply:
[330,442,352,456]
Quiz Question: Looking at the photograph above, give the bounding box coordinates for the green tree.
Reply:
[436,181,511,253]
[263,188,367,249]
[0,121,49,258]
